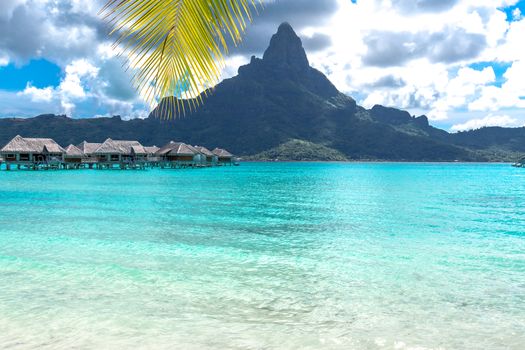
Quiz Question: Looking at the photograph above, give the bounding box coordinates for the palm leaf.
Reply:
[100,0,261,118]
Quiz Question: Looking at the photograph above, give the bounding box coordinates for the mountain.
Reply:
[246,139,349,161]
[1,23,524,161]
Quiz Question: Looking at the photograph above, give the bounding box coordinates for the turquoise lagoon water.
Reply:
[0,162,524,349]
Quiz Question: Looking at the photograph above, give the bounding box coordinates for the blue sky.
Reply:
[0,0,525,131]
[0,59,60,90]
[502,1,525,20]
[467,62,511,88]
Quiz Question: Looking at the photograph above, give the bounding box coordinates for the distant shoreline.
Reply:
[240,160,512,164]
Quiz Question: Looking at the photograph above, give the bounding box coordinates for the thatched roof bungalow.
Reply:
[77,141,102,156]
[63,144,84,163]
[76,141,102,164]
[186,145,207,164]
[156,141,201,163]
[145,146,160,161]
[0,135,65,163]
[212,148,234,164]
[92,138,148,163]
[195,146,217,164]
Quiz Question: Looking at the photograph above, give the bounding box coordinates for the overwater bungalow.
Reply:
[186,145,207,166]
[156,141,202,167]
[212,148,234,165]
[63,144,85,168]
[92,138,148,168]
[145,146,160,162]
[0,135,65,169]
[195,146,217,166]
[77,141,102,165]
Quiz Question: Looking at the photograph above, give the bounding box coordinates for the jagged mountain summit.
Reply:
[241,22,341,98]
[263,22,310,70]
[0,23,524,161]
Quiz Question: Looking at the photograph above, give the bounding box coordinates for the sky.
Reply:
[0,0,524,132]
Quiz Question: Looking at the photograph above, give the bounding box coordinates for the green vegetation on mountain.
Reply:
[247,140,348,161]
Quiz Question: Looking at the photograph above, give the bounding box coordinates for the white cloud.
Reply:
[0,0,106,65]
[469,60,525,111]
[7,57,145,118]
[450,114,522,131]
[221,55,250,80]
[305,0,522,122]
[0,0,27,19]
[18,83,53,102]
[94,108,149,121]
[0,89,58,117]
[513,8,522,21]
[429,66,495,119]
[12,60,99,115]
[59,59,99,98]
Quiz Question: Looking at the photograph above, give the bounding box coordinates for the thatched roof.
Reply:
[156,141,176,155]
[1,135,65,154]
[77,141,102,155]
[93,138,147,155]
[156,141,198,156]
[186,144,203,155]
[145,146,159,154]
[131,145,147,155]
[64,144,84,157]
[44,144,64,153]
[212,148,233,158]
[194,146,214,157]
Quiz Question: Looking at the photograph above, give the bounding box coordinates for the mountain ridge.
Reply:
[0,23,524,161]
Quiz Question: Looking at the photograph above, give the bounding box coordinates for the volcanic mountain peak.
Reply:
[262,22,310,71]
[236,23,341,99]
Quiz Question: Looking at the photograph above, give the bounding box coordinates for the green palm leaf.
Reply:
[100,0,260,118]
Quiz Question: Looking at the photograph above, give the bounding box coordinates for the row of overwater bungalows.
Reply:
[0,135,235,170]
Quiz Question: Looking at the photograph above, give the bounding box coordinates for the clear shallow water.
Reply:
[0,162,524,350]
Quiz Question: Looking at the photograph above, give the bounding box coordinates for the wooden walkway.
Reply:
[1,160,235,171]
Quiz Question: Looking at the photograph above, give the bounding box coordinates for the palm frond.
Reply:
[100,0,260,118]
